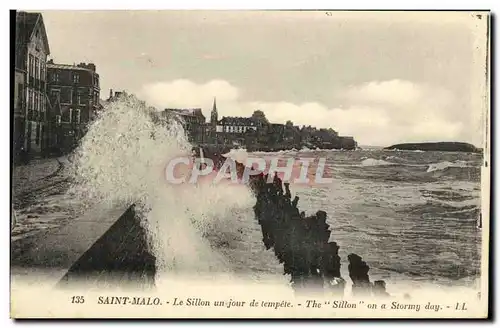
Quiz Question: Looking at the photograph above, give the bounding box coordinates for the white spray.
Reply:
[68,97,256,282]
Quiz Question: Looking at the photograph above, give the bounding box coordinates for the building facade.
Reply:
[13,69,25,156]
[46,61,101,153]
[15,11,51,157]
[214,116,257,146]
[216,117,258,134]
[164,108,206,144]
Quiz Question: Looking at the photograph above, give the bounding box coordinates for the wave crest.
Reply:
[69,98,255,277]
[361,158,396,167]
[426,160,470,173]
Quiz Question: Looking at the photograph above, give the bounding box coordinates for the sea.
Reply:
[48,98,485,296]
[248,148,483,284]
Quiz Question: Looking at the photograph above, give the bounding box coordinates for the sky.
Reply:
[40,10,489,146]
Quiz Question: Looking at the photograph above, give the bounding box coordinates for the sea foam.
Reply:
[68,97,255,280]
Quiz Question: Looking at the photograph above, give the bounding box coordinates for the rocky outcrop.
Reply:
[384,142,480,153]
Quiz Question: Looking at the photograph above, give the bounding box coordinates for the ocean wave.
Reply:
[360,158,397,167]
[383,149,426,153]
[70,97,257,277]
[426,160,470,173]
[222,148,251,164]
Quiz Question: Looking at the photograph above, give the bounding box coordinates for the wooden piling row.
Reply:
[249,170,389,297]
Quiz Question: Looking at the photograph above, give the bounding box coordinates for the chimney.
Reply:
[109,89,113,100]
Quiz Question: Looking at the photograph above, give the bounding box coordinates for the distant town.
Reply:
[14,11,357,163]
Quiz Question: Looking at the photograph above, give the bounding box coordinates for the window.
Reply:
[52,72,59,83]
[74,109,81,123]
[61,88,72,104]
[35,58,39,80]
[73,73,80,83]
[40,95,44,112]
[50,89,60,103]
[17,84,23,107]
[78,93,86,105]
[35,123,40,145]
[40,63,45,81]
[28,55,34,78]
[34,92,38,111]
[35,30,40,50]
[55,115,61,124]
[27,89,31,110]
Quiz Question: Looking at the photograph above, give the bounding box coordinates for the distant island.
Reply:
[384,142,480,153]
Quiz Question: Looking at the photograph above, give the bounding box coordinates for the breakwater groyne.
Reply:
[248,169,389,297]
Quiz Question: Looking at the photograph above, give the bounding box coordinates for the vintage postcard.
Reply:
[10,10,490,319]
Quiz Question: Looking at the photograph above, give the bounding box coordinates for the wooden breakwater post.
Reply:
[248,170,389,297]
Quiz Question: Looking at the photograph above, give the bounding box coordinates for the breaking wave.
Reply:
[68,97,255,280]
[426,160,470,173]
[360,158,397,167]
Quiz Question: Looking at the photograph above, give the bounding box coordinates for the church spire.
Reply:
[211,97,218,124]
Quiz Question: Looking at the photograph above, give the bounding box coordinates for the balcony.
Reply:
[26,110,47,122]
[27,110,37,121]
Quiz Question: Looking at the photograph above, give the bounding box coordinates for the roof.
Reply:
[165,108,205,118]
[47,63,97,73]
[16,11,50,55]
[219,116,256,126]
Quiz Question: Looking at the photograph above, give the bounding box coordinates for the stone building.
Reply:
[215,117,258,146]
[164,108,206,144]
[216,117,258,134]
[14,11,51,158]
[46,61,101,153]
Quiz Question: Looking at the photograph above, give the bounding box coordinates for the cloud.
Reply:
[342,79,423,107]
[139,79,239,109]
[137,79,477,146]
